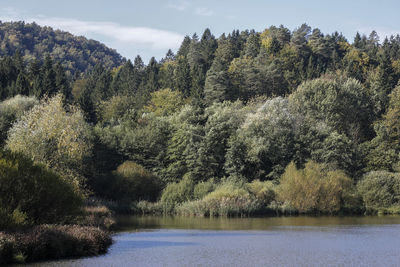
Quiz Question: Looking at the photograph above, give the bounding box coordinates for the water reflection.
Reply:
[116,215,400,232]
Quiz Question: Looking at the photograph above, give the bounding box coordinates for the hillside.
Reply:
[0,21,125,74]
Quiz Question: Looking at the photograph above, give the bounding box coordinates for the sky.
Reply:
[1,0,400,62]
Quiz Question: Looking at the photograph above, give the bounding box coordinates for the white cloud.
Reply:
[195,7,214,17]
[0,8,184,50]
[168,1,190,11]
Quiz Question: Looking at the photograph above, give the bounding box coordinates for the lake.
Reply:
[28,216,400,267]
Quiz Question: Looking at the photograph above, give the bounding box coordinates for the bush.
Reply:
[247,179,276,206]
[0,225,112,264]
[176,179,262,217]
[160,174,195,205]
[74,206,116,230]
[0,95,38,145]
[357,171,400,209]
[277,161,355,214]
[193,179,216,200]
[0,151,82,229]
[110,161,161,202]
[0,207,28,230]
[136,201,174,215]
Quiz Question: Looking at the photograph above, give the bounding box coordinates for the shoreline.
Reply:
[0,225,112,265]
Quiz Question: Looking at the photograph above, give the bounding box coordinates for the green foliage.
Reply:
[366,85,400,171]
[277,161,355,213]
[0,21,124,75]
[247,180,276,206]
[2,22,400,219]
[160,175,195,205]
[311,130,363,177]
[110,161,161,202]
[96,112,170,175]
[290,75,374,142]
[357,171,400,209]
[161,104,204,183]
[0,53,71,101]
[6,94,92,184]
[197,101,247,180]
[193,179,216,200]
[0,95,38,145]
[96,95,136,123]
[0,151,82,228]
[176,178,276,217]
[144,88,186,116]
[227,97,296,180]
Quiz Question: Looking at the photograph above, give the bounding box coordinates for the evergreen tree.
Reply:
[111,60,136,95]
[174,56,192,97]
[38,55,57,97]
[54,63,71,103]
[177,36,191,58]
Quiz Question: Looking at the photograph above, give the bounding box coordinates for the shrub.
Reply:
[0,95,38,145]
[201,180,259,216]
[277,161,354,213]
[0,207,28,230]
[0,151,82,228]
[193,179,216,200]
[160,174,195,205]
[357,171,400,209]
[110,161,161,202]
[75,206,116,229]
[177,179,261,217]
[0,225,112,264]
[247,179,276,206]
[136,201,174,215]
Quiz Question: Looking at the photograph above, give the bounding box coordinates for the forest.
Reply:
[1,21,400,263]
[0,21,125,75]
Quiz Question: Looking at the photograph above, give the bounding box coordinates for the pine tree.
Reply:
[54,63,71,103]
[38,55,57,97]
[174,56,191,97]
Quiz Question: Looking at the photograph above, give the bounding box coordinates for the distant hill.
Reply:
[0,21,126,75]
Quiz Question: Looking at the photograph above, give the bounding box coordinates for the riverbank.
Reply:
[0,225,112,265]
[0,205,115,265]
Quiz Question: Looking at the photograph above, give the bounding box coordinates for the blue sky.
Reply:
[1,0,400,62]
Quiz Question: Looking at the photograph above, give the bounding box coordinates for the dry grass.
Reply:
[0,224,112,265]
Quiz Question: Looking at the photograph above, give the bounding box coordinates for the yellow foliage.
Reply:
[6,94,92,180]
[392,59,400,75]
[277,162,353,213]
[337,41,351,52]
[144,88,186,116]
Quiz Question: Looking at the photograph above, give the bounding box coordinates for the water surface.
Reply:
[30,216,400,267]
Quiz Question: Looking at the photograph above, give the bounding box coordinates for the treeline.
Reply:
[0,52,70,100]
[0,21,125,75]
[1,23,400,228]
